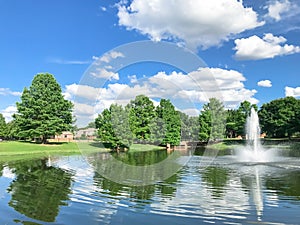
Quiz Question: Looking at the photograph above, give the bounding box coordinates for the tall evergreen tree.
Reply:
[156,99,181,146]
[127,95,156,141]
[199,98,226,142]
[14,73,73,143]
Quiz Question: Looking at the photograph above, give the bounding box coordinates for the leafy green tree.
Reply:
[5,120,19,140]
[127,95,156,141]
[14,73,73,143]
[259,97,300,138]
[156,99,181,146]
[0,113,7,138]
[225,101,257,138]
[199,98,226,142]
[179,112,199,141]
[96,104,133,149]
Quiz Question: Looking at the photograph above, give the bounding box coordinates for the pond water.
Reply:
[1,148,300,225]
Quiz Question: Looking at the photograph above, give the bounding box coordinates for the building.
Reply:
[75,128,97,140]
[48,131,74,142]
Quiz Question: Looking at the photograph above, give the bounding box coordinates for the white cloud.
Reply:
[128,75,138,83]
[47,58,91,65]
[90,68,120,80]
[0,106,17,122]
[257,80,272,87]
[0,88,21,96]
[66,67,258,126]
[64,84,101,101]
[234,33,300,60]
[181,108,200,117]
[265,0,292,21]
[285,86,300,97]
[93,51,124,63]
[117,0,264,49]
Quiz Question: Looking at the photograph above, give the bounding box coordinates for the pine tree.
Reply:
[14,73,73,143]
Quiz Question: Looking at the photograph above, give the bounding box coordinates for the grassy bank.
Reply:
[0,141,164,159]
[128,144,165,152]
[0,141,111,158]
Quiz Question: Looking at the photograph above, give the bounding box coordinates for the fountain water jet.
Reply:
[236,108,277,162]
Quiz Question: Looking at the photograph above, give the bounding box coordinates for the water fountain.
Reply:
[236,108,277,162]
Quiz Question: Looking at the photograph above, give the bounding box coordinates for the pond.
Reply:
[0,147,300,225]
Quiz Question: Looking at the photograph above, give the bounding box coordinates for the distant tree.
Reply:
[199,98,226,142]
[179,112,199,141]
[0,113,7,139]
[259,97,300,138]
[156,99,181,146]
[86,121,96,129]
[188,116,200,141]
[14,73,73,143]
[127,95,156,141]
[95,104,133,149]
[236,101,258,136]
[225,101,258,138]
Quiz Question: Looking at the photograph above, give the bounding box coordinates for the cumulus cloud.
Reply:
[234,33,300,60]
[93,51,124,63]
[0,106,17,122]
[285,86,300,97]
[0,88,21,96]
[265,0,292,21]
[65,67,258,126]
[257,80,272,87]
[90,68,120,80]
[117,0,264,49]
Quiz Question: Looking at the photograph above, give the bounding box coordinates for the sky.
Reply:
[0,0,300,127]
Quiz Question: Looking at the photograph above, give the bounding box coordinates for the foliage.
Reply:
[14,73,73,143]
[225,101,257,138]
[179,112,199,141]
[155,99,181,146]
[199,98,226,142]
[95,104,133,149]
[259,97,300,138]
[0,113,7,138]
[127,95,156,141]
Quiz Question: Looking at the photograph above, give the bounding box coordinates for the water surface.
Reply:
[1,148,300,225]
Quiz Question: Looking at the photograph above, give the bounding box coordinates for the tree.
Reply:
[179,112,199,141]
[95,104,133,149]
[199,98,226,142]
[0,113,7,139]
[225,101,258,138]
[259,97,300,138]
[156,99,181,146]
[14,73,73,143]
[127,95,156,141]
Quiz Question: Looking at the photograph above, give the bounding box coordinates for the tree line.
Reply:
[1,73,300,147]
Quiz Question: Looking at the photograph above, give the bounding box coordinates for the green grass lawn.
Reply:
[128,143,165,152]
[0,141,111,158]
[0,141,164,161]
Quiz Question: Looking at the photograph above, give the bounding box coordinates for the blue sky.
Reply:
[1,0,300,126]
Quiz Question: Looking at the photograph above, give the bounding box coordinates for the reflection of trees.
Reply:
[266,171,300,200]
[7,159,73,222]
[112,150,169,166]
[93,169,179,208]
[202,166,229,197]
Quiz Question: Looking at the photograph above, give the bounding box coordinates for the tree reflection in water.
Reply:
[7,159,73,222]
